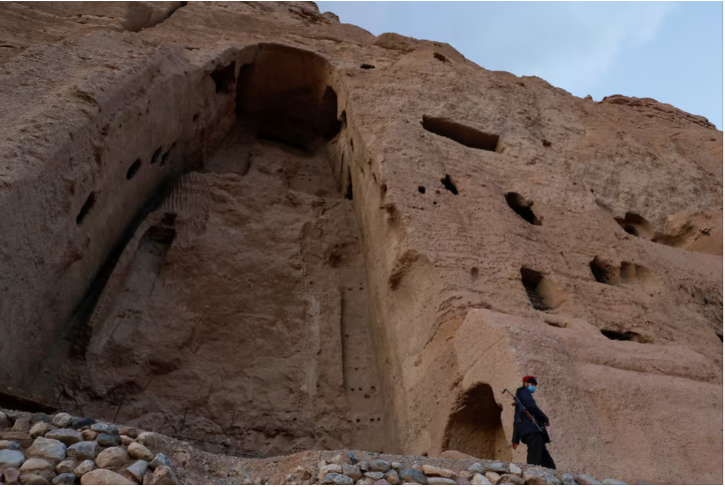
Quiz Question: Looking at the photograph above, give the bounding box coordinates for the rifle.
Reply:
[502,388,544,434]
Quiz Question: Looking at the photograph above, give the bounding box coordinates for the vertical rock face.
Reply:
[0,2,720,484]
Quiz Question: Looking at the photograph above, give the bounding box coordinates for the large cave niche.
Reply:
[443,383,512,461]
[42,44,388,459]
[236,43,341,152]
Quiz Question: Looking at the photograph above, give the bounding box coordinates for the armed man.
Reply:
[508,376,556,469]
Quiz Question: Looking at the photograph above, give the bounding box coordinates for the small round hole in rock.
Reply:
[418,186,426,194]
[471,267,479,280]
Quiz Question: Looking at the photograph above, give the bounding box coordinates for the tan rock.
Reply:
[484,472,500,484]
[81,431,97,442]
[332,453,352,465]
[471,474,492,485]
[321,464,343,478]
[19,458,55,481]
[127,442,153,461]
[94,447,129,469]
[135,432,156,448]
[19,474,50,485]
[118,426,141,439]
[427,478,456,485]
[342,464,362,482]
[145,465,178,485]
[54,459,78,474]
[29,423,54,439]
[73,460,95,477]
[4,467,21,485]
[422,466,456,479]
[11,418,31,433]
[120,435,133,446]
[27,438,66,464]
[0,433,32,449]
[80,469,135,485]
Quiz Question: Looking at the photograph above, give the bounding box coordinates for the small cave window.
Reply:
[442,383,511,461]
[615,212,654,240]
[161,143,176,166]
[470,267,479,280]
[717,332,723,343]
[360,64,375,69]
[590,256,617,285]
[418,186,426,194]
[433,53,447,62]
[211,61,236,94]
[601,329,650,343]
[505,192,541,225]
[422,116,500,152]
[520,268,550,311]
[126,159,141,180]
[151,147,162,165]
[76,192,96,225]
[542,139,552,148]
[440,174,459,195]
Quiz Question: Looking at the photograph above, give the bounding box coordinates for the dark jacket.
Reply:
[511,387,550,444]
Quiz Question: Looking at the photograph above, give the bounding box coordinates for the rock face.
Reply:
[0,2,720,485]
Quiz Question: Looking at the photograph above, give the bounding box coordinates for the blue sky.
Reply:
[318,2,723,129]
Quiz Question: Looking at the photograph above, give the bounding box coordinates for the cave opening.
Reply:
[442,383,511,461]
[520,268,549,311]
[601,329,650,343]
[76,192,96,225]
[440,174,459,195]
[211,61,237,94]
[505,192,541,225]
[590,256,617,285]
[236,45,341,152]
[126,159,141,180]
[615,212,654,240]
[422,116,500,152]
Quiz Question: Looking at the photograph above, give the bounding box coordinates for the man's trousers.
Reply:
[522,432,556,469]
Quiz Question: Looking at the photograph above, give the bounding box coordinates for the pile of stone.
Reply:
[0,409,178,485]
[287,454,627,486]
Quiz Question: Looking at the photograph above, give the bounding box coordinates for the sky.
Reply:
[318,2,723,129]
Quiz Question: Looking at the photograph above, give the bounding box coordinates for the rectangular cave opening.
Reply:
[590,256,617,285]
[211,61,236,94]
[422,116,500,152]
[520,267,550,311]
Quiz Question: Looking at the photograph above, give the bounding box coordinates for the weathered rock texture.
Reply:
[0,2,721,485]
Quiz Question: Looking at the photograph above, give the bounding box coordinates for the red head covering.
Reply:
[523,376,537,385]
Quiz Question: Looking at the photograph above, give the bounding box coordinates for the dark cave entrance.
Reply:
[443,383,511,461]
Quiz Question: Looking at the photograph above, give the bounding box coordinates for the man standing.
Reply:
[511,376,556,469]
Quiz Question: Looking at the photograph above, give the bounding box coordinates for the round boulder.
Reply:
[95,447,129,469]
[80,469,135,485]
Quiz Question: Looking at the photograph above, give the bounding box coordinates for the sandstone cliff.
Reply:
[0,2,721,484]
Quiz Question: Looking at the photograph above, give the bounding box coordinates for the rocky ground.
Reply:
[0,408,637,485]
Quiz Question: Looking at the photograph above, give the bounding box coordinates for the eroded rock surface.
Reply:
[0,1,721,485]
